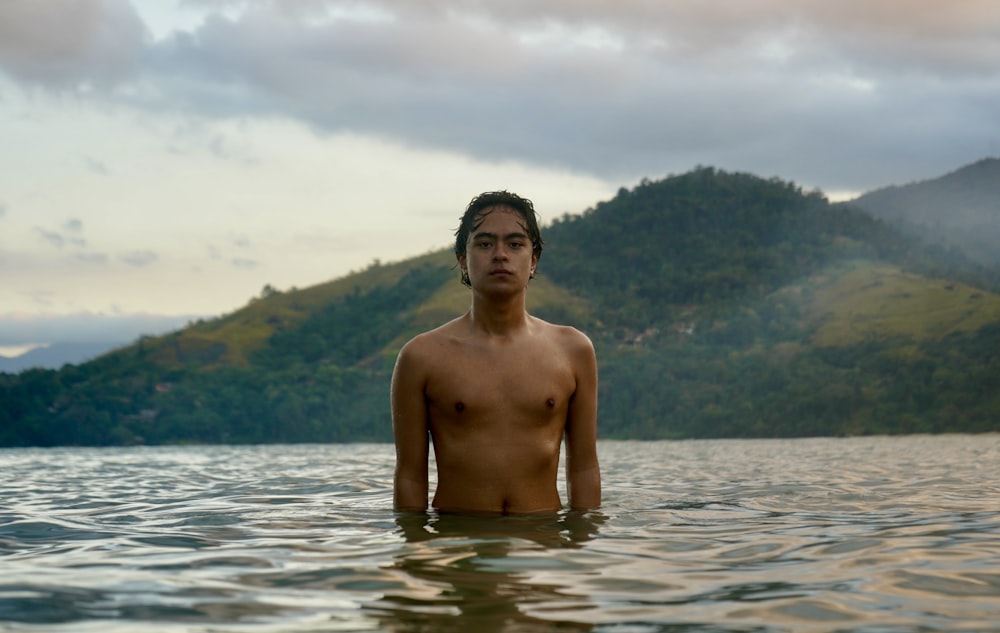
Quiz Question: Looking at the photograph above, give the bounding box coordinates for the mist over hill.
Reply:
[3,164,999,446]
[851,157,1000,266]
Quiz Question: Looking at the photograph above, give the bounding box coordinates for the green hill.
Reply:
[3,166,999,446]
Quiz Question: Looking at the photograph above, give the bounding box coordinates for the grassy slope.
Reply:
[806,260,1000,346]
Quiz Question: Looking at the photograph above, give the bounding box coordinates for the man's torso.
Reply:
[418,317,579,514]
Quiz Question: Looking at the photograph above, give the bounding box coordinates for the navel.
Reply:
[455,401,465,413]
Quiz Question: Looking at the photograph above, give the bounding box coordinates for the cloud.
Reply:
[207,133,257,165]
[4,0,999,191]
[232,257,259,269]
[76,252,110,264]
[34,224,86,249]
[0,0,148,87]
[35,228,66,248]
[21,290,56,309]
[120,250,159,267]
[136,1,1000,189]
[84,156,110,175]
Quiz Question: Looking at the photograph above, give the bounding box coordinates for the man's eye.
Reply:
[510,242,524,249]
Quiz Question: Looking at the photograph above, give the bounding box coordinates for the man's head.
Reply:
[454,191,544,287]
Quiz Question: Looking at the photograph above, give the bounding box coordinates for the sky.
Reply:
[2,0,999,356]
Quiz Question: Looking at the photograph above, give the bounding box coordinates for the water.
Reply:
[2,436,999,632]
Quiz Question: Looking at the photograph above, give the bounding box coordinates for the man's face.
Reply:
[459,206,538,292]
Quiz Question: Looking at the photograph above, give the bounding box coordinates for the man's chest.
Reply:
[424,344,576,415]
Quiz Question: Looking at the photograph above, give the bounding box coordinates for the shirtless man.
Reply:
[391,191,601,514]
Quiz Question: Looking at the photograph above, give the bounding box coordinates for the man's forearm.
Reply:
[393,474,428,511]
[568,465,601,510]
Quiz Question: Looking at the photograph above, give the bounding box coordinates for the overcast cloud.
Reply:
[3,0,997,189]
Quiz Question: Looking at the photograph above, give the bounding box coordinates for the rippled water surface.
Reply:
[2,436,1000,632]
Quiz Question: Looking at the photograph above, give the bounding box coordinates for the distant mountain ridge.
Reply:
[851,157,1000,266]
[0,342,123,373]
[3,162,999,446]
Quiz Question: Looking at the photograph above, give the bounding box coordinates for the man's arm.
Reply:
[564,331,601,510]
[391,340,430,511]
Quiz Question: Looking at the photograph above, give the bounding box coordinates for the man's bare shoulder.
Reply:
[530,316,592,343]
[398,316,469,360]
[529,317,596,358]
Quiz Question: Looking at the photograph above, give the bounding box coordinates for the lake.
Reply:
[2,436,999,632]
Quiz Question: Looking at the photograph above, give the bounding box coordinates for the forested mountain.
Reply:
[3,166,999,446]
[851,157,1000,267]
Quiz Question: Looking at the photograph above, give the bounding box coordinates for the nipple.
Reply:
[455,401,465,413]
[546,398,555,408]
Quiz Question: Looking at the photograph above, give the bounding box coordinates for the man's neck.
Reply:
[467,291,530,336]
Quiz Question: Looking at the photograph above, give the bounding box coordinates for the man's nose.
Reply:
[493,244,508,260]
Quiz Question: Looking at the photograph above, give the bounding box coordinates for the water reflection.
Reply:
[396,509,604,547]
[369,511,604,632]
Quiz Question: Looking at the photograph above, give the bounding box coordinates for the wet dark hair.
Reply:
[454,191,544,287]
